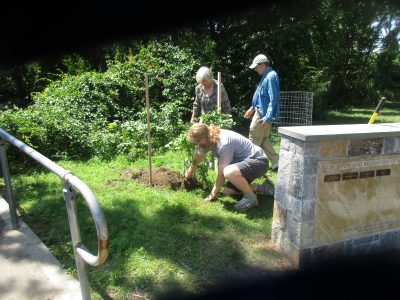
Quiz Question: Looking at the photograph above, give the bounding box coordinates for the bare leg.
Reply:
[224,164,259,212]
[223,164,252,193]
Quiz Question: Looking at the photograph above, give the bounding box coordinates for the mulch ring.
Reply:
[120,167,203,191]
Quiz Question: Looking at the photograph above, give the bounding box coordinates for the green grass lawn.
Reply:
[313,98,400,125]
[9,154,290,300]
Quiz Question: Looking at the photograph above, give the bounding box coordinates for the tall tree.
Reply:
[202,0,399,115]
[374,2,400,99]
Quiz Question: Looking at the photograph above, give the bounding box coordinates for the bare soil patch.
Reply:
[121,167,204,190]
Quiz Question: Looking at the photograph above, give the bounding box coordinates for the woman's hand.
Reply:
[204,193,216,202]
[204,186,218,202]
[184,167,194,180]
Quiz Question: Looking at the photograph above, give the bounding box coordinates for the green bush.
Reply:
[164,110,236,188]
[1,39,207,161]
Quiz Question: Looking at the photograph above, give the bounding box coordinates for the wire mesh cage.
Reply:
[271,91,313,143]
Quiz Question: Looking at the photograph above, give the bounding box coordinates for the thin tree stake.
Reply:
[145,74,152,186]
[217,71,222,111]
[215,72,222,173]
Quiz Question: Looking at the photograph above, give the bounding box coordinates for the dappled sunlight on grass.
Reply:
[12,156,289,299]
[314,99,400,125]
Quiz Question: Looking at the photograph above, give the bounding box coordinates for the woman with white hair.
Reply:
[190,66,232,123]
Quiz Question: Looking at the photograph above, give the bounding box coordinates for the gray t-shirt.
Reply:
[211,129,267,165]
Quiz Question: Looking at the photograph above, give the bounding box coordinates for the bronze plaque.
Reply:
[342,172,358,180]
[359,171,375,178]
[324,174,341,182]
[376,169,391,176]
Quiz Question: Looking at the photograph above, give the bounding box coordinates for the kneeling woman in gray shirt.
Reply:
[184,123,275,211]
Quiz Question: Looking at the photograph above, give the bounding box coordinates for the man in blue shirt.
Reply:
[244,54,280,171]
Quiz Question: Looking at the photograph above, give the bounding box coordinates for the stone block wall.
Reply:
[272,133,400,268]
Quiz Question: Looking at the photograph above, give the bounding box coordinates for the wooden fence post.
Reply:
[145,74,152,186]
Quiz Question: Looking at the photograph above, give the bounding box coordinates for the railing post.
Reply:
[63,183,91,300]
[0,138,19,229]
[0,128,108,298]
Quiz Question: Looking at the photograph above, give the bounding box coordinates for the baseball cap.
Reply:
[249,54,269,69]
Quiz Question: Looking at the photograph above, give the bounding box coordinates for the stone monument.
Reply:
[272,123,400,267]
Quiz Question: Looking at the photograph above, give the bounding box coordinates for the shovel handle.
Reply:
[368,97,386,124]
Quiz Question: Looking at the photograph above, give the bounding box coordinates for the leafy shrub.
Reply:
[202,110,235,129]
[1,39,208,161]
[165,110,236,188]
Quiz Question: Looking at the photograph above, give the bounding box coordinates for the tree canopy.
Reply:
[1,0,399,160]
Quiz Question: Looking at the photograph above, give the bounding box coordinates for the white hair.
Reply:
[196,66,213,84]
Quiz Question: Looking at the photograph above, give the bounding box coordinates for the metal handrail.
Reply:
[0,128,108,300]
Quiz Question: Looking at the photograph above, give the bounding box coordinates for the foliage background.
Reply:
[1,0,399,161]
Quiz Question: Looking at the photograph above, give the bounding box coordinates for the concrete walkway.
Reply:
[0,195,82,300]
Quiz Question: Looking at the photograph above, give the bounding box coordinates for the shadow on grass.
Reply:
[100,196,280,296]
[12,174,287,299]
[313,99,400,125]
[313,114,369,125]
[160,250,400,300]
[219,193,274,220]
[381,99,400,110]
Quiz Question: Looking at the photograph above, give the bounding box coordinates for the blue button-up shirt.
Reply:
[251,67,280,123]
